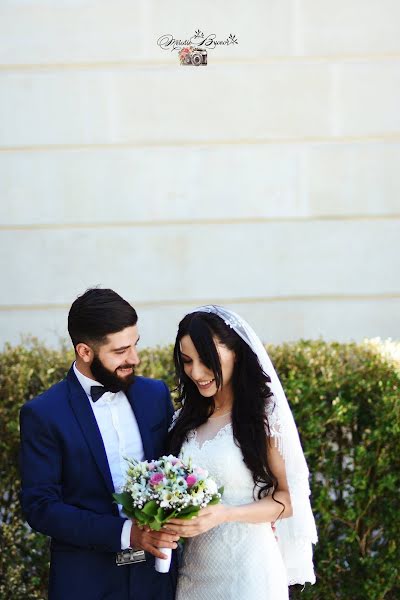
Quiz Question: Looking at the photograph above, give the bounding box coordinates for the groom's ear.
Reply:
[76,342,94,363]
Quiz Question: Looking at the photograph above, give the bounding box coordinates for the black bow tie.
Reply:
[90,386,114,403]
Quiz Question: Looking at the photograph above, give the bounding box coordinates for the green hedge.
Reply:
[1,338,399,600]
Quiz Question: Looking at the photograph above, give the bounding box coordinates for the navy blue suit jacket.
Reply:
[19,366,176,600]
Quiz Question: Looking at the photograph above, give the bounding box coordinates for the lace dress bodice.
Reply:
[182,419,256,507]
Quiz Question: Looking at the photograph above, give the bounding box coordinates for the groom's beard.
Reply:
[90,354,136,393]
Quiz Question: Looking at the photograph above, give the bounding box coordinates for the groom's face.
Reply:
[90,325,140,392]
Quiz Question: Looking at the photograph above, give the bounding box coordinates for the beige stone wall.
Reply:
[0,1,399,347]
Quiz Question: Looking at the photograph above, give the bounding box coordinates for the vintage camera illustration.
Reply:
[179,47,208,66]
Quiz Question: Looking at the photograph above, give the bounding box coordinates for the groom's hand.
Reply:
[130,521,179,559]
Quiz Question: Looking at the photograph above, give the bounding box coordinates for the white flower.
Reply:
[189,489,205,505]
[204,478,218,495]
[173,476,188,490]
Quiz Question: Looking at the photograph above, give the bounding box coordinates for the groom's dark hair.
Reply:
[68,287,138,349]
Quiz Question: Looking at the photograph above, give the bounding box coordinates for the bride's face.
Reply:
[179,334,235,397]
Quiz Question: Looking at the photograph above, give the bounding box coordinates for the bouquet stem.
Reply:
[155,547,172,573]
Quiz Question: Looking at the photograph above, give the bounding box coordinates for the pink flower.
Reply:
[148,462,156,471]
[179,47,191,60]
[150,473,164,486]
[186,474,197,487]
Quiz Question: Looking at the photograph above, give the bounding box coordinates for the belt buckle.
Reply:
[116,548,146,567]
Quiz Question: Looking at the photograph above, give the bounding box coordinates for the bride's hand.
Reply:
[164,504,230,538]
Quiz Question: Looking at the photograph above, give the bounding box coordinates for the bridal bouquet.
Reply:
[113,455,223,572]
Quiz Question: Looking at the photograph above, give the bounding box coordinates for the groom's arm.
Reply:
[19,403,125,553]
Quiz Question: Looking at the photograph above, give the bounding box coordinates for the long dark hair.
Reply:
[168,311,282,503]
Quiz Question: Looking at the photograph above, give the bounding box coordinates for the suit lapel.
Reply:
[127,382,154,460]
[67,367,115,496]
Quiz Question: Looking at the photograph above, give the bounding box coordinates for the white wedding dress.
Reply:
[175,413,289,600]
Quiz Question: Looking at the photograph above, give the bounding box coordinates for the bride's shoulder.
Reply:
[265,399,283,439]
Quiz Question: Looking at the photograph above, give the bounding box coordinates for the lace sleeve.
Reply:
[266,402,284,456]
[168,408,182,433]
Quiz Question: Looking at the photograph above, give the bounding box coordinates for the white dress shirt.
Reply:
[73,362,145,549]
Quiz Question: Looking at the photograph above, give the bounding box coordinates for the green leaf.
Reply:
[208,496,219,506]
[166,509,178,520]
[142,500,159,517]
[112,492,135,517]
[113,492,132,508]
[149,519,162,531]
[156,507,167,522]
[178,506,200,519]
[133,508,148,524]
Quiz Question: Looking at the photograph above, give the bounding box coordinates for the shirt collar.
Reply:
[73,361,104,401]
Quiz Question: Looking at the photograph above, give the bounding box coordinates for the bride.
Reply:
[165,306,317,600]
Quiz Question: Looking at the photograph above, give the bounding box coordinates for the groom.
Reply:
[19,288,179,600]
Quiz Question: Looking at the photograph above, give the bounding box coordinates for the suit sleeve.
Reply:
[19,403,126,553]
